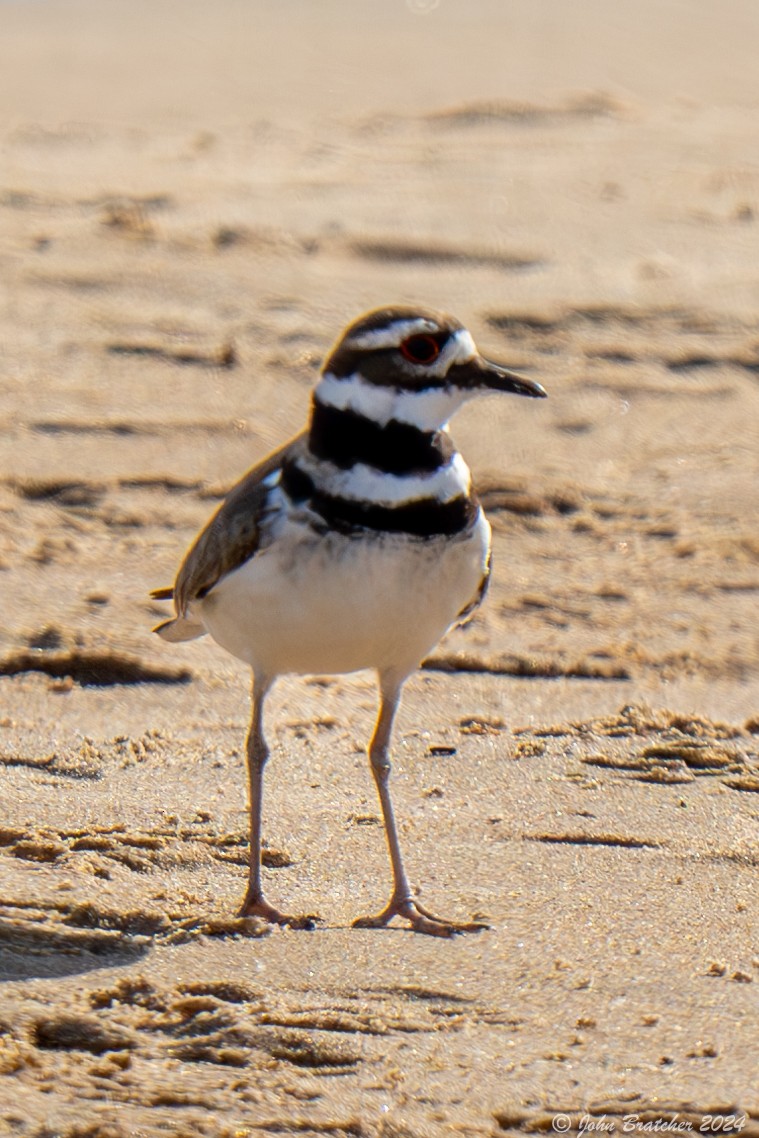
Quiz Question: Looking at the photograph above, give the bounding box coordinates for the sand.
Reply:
[0,1,758,1134]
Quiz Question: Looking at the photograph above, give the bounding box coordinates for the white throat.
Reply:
[314,372,475,430]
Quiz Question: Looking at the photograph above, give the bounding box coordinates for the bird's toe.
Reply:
[238,895,320,930]
[353,896,489,938]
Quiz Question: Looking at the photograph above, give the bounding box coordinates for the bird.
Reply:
[151,305,547,937]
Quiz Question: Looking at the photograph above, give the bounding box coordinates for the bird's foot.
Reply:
[353,895,489,938]
[238,893,319,930]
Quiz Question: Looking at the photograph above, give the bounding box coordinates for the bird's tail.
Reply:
[153,616,206,643]
[151,586,205,642]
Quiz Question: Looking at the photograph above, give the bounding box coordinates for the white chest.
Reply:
[198,507,491,679]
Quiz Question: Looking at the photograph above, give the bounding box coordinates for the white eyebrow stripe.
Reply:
[297,450,471,505]
[395,327,478,379]
[451,328,476,361]
[346,319,439,350]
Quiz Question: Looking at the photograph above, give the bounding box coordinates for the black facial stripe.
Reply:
[308,400,453,475]
[326,334,451,390]
[281,458,478,539]
[443,360,489,388]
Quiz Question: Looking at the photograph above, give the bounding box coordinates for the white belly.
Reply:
[196,511,491,679]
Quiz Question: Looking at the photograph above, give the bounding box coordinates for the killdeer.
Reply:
[152,306,546,937]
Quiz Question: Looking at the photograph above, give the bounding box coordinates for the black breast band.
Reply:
[281,458,478,539]
[308,399,453,476]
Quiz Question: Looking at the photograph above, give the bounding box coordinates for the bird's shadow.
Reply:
[0,920,149,982]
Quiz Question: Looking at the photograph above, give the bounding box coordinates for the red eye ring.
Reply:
[399,334,441,365]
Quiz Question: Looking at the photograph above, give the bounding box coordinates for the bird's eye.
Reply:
[399,334,441,365]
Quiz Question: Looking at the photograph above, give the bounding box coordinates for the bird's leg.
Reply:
[238,674,316,930]
[353,671,488,938]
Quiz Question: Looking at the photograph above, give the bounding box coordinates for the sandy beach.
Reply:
[0,1,758,1134]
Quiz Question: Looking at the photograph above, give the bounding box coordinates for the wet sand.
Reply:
[0,2,758,1134]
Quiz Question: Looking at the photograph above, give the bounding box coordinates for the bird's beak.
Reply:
[456,354,547,399]
[450,355,546,400]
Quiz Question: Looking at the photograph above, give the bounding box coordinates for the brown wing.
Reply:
[455,546,491,627]
[168,431,307,617]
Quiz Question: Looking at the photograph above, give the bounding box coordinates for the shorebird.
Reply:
[152,306,546,936]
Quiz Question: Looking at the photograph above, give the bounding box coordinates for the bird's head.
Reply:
[316,305,546,431]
